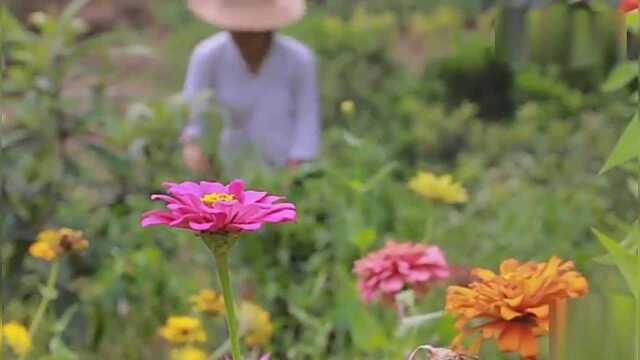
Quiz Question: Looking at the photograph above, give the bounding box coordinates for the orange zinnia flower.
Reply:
[445,257,588,360]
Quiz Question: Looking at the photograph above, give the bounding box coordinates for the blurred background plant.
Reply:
[1,0,638,359]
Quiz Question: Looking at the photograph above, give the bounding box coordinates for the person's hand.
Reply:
[183,143,210,174]
[285,159,304,170]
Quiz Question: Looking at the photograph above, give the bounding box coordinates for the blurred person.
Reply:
[181,0,320,174]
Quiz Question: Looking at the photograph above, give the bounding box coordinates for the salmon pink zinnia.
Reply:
[620,0,638,13]
[140,180,296,234]
[353,241,450,305]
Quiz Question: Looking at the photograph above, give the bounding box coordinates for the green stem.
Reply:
[424,207,435,243]
[636,8,640,359]
[635,295,640,360]
[204,236,241,360]
[1,234,4,360]
[636,246,640,360]
[29,261,60,337]
[216,253,242,360]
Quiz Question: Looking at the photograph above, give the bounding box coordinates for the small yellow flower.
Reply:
[408,171,469,205]
[189,289,225,316]
[1,322,32,357]
[340,100,355,117]
[158,316,207,344]
[170,346,208,360]
[29,241,59,261]
[29,228,89,262]
[239,302,273,348]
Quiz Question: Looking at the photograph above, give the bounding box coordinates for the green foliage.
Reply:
[594,229,640,299]
[515,67,584,113]
[594,6,640,357]
[601,113,640,174]
[437,36,514,119]
[602,62,638,93]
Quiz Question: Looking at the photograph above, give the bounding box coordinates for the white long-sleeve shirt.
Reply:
[182,32,321,168]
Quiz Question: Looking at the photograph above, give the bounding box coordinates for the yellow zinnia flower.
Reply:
[189,289,225,316]
[170,346,208,360]
[239,302,273,348]
[408,171,469,205]
[158,316,207,344]
[1,322,32,357]
[29,228,89,262]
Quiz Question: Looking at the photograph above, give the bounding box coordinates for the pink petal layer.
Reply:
[140,179,296,235]
[353,241,450,305]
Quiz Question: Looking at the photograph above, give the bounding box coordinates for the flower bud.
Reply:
[340,100,355,117]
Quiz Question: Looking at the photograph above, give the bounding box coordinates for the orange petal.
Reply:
[500,259,520,274]
[526,305,549,319]
[481,321,506,339]
[500,306,522,321]
[518,327,540,358]
[497,324,521,353]
[473,268,496,281]
[558,259,574,271]
[505,294,524,308]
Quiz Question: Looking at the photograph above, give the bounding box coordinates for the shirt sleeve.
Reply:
[288,52,321,161]
[181,45,216,143]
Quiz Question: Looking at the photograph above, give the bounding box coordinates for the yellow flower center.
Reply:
[201,193,235,206]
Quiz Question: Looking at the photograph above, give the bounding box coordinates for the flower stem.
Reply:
[215,253,242,360]
[204,236,242,360]
[635,294,640,360]
[636,8,640,359]
[549,299,567,360]
[424,207,435,243]
[29,261,60,337]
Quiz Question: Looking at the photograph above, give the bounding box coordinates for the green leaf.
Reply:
[594,222,640,265]
[601,62,637,93]
[593,228,640,299]
[334,270,388,351]
[53,305,78,333]
[397,310,444,336]
[48,337,79,360]
[348,305,388,351]
[84,142,130,179]
[39,286,59,300]
[601,113,640,174]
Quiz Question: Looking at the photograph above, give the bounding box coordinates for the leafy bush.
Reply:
[436,36,515,119]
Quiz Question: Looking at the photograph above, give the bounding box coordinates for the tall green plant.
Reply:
[596,8,640,360]
[1,0,94,286]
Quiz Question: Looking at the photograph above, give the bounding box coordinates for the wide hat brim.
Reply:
[189,0,306,31]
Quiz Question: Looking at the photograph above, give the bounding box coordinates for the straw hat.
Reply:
[188,0,306,31]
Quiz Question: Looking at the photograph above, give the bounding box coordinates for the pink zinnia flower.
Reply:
[353,241,450,304]
[140,179,296,234]
[620,0,638,13]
